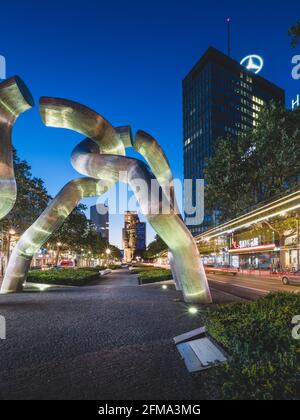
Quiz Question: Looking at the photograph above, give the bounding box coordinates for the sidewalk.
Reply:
[0,269,242,400]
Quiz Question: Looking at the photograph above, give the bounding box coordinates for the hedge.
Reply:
[204,293,300,400]
[136,268,173,285]
[27,268,100,286]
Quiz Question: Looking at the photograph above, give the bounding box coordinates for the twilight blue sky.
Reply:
[0,0,299,248]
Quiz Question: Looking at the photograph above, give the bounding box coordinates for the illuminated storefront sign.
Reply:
[239,238,259,249]
[240,55,264,74]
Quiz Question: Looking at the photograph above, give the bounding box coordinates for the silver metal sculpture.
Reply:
[0,77,34,219]
[1,91,212,304]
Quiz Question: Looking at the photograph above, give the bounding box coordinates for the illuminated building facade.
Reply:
[183,47,285,235]
[90,204,109,242]
[122,212,146,262]
[196,189,300,272]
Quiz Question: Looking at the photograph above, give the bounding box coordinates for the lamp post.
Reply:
[88,251,92,267]
[80,248,84,267]
[106,248,111,266]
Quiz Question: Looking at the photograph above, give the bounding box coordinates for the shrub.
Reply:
[131,266,161,275]
[136,268,173,285]
[27,268,100,286]
[204,293,300,400]
[108,265,121,271]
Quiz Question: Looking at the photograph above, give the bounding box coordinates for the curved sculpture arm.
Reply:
[0,178,104,294]
[0,76,34,219]
[71,142,212,304]
[39,97,127,156]
[168,251,182,291]
[133,130,180,212]
[134,130,188,291]
[134,130,173,187]
[39,97,131,196]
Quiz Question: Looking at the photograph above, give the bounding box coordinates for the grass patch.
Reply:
[135,267,173,285]
[131,266,163,275]
[203,293,300,400]
[27,268,100,287]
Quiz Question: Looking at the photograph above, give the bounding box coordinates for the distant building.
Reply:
[183,47,285,235]
[122,212,146,262]
[136,222,146,253]
[90,204,109,242]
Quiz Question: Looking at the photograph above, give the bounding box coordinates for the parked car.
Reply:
[282,272,300,286]
[60,260,75,268]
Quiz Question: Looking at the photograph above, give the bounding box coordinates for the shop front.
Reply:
[229,244,280,272]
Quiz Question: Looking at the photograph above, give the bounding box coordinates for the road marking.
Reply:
[209,279,269,294]
[210,287,247,300]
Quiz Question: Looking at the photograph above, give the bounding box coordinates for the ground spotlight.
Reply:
[37,284,49,292]
[188,306,199,315]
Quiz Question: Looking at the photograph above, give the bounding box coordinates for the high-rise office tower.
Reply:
[90,204,109,242]
[122,212,146,262]
[183,47,285,235]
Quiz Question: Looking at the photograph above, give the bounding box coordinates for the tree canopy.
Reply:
[205,104,300,222]
[143,235,167,259]
[0,149,50,235]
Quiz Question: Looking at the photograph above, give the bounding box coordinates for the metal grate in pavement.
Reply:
[177,337,227,373]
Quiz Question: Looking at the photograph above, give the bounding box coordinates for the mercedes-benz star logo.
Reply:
[240,55,264,74]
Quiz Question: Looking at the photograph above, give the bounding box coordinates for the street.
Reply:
[207,272,300,300]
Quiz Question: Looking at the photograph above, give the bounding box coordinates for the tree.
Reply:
[109,245,122,260]
[0,149,50,235]
[205,104,300,222]
[289,20,300,47]
[257,216,298,247]
[0,149,50,271]
[48,204,90,252]
[47,205,114,262]
[143,235,167,259]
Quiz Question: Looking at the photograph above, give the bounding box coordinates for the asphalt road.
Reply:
[0,269,241,401]
[207,272,300,300]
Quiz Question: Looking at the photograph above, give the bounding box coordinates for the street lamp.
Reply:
[87,251,92,267]
[106,248,111,266]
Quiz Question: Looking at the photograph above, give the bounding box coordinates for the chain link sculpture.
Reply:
[0,77,212,304]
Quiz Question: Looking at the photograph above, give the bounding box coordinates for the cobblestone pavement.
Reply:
[0,270,241,400]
